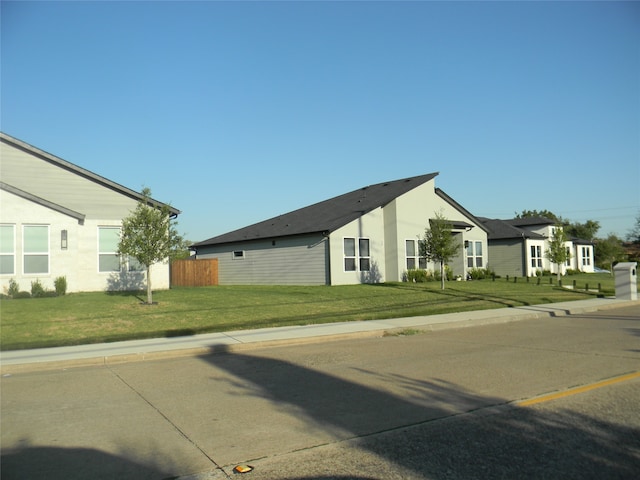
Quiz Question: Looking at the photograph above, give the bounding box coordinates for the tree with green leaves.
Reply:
[420,212,459,290]
[516,209,562,223]
[118,188,186,305]
[545,225,570,282]
[565,220,600,242]
[628,212,640,244]
[595,234,627,273]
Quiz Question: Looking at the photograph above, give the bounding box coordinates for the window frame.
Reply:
[98,226,122,273]
[0,224,16,275]
[23,224,50,275]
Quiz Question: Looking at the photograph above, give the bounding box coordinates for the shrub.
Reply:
[31,279,46,298]
[8,279,19,298]
[54,276,67,296]
[468,267,495,280]
[14,291,31,299]
[405,269,438,283]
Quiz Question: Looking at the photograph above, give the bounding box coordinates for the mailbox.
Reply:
[613,262,637,301]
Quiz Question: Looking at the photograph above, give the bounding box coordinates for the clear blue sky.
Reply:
[2,1,639,242]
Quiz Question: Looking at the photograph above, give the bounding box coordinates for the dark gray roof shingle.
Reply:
[194,173,439,246]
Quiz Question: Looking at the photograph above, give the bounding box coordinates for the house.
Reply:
[0,132,180,294]
[480,216,595,277]
[192,173,489,285]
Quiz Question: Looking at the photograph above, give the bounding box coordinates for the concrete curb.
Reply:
[1,298,638,375]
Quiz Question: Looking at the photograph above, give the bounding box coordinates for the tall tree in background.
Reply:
[628,212,640,244]
[565,220,600,242]
[595,234,627,273]
[420,212,459,290]
[118,188,186,305]
[545,225,570,282]
[516,209,562,222]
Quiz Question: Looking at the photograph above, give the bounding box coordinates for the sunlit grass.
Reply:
[0,276,610,351]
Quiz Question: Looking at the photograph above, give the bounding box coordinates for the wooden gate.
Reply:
[171,258,218,287]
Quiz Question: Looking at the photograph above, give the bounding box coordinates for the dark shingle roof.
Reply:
[479,217,546,240]
[194,173,439,247]
[507,217,555,227]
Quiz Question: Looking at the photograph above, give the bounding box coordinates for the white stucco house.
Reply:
[192,173,489,285]
[480,217,595,277]
[0,132,180,294]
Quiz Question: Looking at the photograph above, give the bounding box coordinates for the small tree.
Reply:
[420,212,459,290]
[545,225,570,282]
[118,188,185,305]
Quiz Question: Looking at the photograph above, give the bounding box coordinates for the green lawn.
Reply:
[0,275,616,351]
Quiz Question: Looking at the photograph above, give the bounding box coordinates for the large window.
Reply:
[24,225,49,274]
[0,224,15,275]
[344,237,370,272]
[530,245,542,269]
[406,239,426,270]
[581,247,591,267]
[359,238,370,272]
[466,241,483,268]
[99,227,121,272]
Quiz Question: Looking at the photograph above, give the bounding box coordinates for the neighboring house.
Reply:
[192,173,489,285]
[480,217,595,277]
[0,132,180,293]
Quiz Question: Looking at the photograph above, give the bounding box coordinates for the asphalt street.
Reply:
[1,303,639,479]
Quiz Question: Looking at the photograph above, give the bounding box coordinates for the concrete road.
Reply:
[2,305,639,479]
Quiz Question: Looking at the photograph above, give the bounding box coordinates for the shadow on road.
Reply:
[0,444,172,480]
[204,346,640,479]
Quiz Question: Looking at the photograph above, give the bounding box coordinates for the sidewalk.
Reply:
[2,297,637,373]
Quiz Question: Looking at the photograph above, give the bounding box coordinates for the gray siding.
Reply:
[196,234,328,285]
[488,239,525,277]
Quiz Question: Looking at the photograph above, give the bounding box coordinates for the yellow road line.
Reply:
[518,371,640,407]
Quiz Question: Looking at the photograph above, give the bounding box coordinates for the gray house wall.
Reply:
[196,233,328,285]
[487,239,525,277]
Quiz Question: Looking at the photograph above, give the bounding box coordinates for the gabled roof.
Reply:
[0,132,180,217]
[194,173,439,247]
[435,188,489,233]
[479,217,546,241]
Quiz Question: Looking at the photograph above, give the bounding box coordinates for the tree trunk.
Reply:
[440,261,445,290]
[557,263,562,283]
[146,265,153,305]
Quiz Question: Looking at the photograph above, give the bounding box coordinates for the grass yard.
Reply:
[0,275,615,351]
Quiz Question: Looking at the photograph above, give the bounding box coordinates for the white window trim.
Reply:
[0,224,16,276]
[343,237,356,272]
[98,226,122,273]
[232,250,246,260]
[23,224,50,276]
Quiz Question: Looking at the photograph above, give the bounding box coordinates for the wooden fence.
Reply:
[171,258,218,287]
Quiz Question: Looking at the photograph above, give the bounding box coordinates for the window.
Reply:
[0,224,15,275]
[530,245,542,269]
[406,239,427,270]
[406,240,417,270]
[344,237,371,272]
[566,247,572,267]
[344,238,356,271]
[581,247,591,266]
[99,227,121,272]
[359,238,370,272]
[232,250,245,260]
[466,241,483,268]
[475,242,483,267]
[23,225,49,274]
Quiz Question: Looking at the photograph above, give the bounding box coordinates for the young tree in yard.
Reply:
[420,212,459,290]
[545,225,570,282]
[118,188,185,305]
